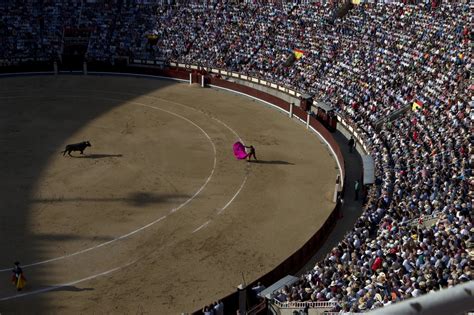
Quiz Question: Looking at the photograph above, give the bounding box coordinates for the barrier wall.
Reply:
[208,76,290,113]
[0,61,53,73]
[0,63,346,315]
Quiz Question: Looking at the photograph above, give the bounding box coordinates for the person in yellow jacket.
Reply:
[11,261,26,291]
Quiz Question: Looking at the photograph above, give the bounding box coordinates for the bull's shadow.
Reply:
[71,153,123,159]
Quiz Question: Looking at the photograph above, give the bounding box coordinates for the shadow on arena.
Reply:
[0,74,175,313]
[30,192,190,207]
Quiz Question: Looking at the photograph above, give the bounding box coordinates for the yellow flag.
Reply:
[293,49,305,60]
[412,100,423,111]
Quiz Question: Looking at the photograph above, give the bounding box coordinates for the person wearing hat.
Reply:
[11,261,26,291]
[358,301,367,311]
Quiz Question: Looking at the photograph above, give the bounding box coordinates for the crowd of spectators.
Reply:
[0,1,62,64]
[0,1,471,313]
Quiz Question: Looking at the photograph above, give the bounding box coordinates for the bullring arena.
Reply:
[0,75,338,314]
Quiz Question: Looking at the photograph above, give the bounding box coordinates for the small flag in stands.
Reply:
[293,49,305,60]
[412,100,423,111]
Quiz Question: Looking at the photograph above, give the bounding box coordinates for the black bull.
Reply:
[62,141,91,156]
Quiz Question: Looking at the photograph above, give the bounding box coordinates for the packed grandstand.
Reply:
[1,0,472,313]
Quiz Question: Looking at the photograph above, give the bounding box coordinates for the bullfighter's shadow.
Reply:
[247,160,294,165]
[71,153,123,159]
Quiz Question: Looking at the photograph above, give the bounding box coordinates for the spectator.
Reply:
[354,180,360,201]
[348,136,355,153]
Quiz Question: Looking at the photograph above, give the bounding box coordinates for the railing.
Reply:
[272,300,337,309]
[0,57,50,67]
[405,211,441,227]
[167,61,303,99]
[246,300,266,315]
[133,58,166,66]
[374,104,411,130]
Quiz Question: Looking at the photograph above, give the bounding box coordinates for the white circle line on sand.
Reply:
[130,94,251,228]
[209,84,344,187]
[0,95,217,272]
[217,175,248,215]
[1,87,250,272]
[0,260,137,301]
[52,88,250,232]
[2,88,243,143]
[107,99,218,215]
[0,84,251,299]
[85,92,250,232]
[192,220,211,234]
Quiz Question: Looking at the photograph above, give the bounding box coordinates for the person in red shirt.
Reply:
[371,256,383,272]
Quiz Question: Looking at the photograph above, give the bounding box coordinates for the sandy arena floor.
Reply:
[0,75,337,314]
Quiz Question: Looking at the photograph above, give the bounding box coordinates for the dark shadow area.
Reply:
[127,192,187,207]
[0,286,93,306]
[30,192,189,207]
[247,160,294,165]
[70,153,123,159]
[34,233,113,242]
[0,73,176,312]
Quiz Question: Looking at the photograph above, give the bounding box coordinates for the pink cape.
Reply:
[233,141,248,160]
